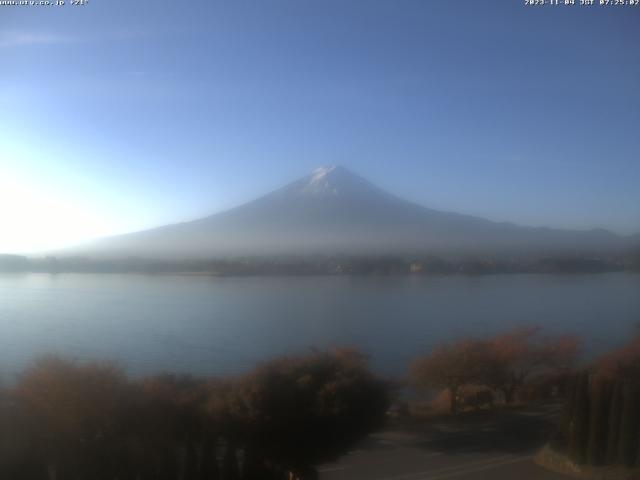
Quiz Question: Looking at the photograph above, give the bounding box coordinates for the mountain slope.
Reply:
[76,166,636,258]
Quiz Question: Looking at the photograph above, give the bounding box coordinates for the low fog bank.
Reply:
[1,250,639,275]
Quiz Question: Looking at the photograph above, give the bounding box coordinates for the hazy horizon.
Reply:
[2,163,640,257]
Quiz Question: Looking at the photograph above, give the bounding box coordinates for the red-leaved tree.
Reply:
[411,339,503,414]
[487,326,580,403]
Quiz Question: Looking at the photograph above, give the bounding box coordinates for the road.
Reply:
[319,402,569,480]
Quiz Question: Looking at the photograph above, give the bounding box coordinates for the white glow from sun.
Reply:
[0,170,116,254]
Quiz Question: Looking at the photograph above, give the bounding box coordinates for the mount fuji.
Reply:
[75,166,637,258]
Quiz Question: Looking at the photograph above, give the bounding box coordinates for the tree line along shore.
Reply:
[1,252,639,275]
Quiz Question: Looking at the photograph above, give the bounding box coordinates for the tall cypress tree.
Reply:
[568,371,590,464]
[618,383,640,468]
[587,374,612,466]
[562,373,579,441]
[223,442,240,480]
[606,381,624,465]
[200,433,220,480]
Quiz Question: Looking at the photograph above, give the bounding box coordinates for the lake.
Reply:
[1,272,639,381]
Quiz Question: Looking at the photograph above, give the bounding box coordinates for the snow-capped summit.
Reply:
[283,165,388,200]
[310,165,338,181]
[299,165,342,196]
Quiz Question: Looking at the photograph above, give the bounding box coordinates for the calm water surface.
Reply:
[1,273,639,380]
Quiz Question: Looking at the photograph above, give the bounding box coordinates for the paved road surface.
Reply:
[319,403,569,479]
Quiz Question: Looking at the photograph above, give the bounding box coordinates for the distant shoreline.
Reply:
[1,271,639,280]
[1,253,638,277]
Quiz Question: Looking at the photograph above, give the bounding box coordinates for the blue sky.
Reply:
[1,0,639,252]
